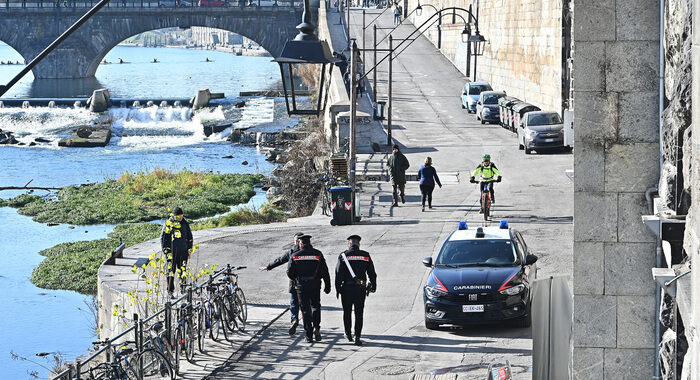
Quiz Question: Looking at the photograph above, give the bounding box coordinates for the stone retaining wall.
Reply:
[406,0,565,113]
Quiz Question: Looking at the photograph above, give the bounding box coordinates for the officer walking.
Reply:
[259,232,304,335]
[335,235,377,346]
[287,235,331,343]
[160,207,193,297]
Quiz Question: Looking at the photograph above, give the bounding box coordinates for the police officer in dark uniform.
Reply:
[160,206,193,296]
[259,232,304,335]
[287,235,331,343]
[335,235,377,346]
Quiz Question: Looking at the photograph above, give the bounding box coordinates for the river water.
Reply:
[0,44,281,378]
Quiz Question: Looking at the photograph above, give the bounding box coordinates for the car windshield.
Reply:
[436,239,517,267]
[528,113,562,126]
[469,84,492,95]
[483,94,501,104]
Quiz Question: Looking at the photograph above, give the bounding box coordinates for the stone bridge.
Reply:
[0,1,316,78]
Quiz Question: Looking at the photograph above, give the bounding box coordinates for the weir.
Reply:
[0,97,192,108]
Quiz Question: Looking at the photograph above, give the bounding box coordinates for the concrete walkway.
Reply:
[105,6,574,380]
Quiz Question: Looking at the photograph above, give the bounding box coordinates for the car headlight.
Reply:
[527,130,537,137]
[425,285,448,298]
[499,284,525,295]
[468,98,476,105]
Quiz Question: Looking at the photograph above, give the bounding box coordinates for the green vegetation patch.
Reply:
[31,223,163,295]
[8,169,265,225]
[31,206,286,294]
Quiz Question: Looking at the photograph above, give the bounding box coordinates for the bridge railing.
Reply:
[0,0,302,9]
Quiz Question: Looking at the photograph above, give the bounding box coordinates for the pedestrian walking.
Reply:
[287,235,331,343]
[160,207,193,297]
[393,3,402,24]
[387,144,410,206]
[334,51,348,76]
[335,235,377,346]
[259,232,305,335]
[417,156,442,211]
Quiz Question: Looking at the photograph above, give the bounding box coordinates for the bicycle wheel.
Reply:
[234,287,247,332]
[222,295,237,332]
[209,301,222,342]
[138,348,174,380]
[184,320,196,363]
[483,197,490,221]
[124,362,140,380]
[197,307,206,353]
[89,363,112,380]
[173,327,182,374]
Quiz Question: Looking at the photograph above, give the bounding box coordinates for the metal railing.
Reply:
[1,0,302,9]
[49,263,236,380]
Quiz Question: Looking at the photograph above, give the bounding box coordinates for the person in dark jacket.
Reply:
[387,144,410,207]
[335,235,377,346]
[417,156,442,212]
[160,207,193,296]
[259,232,304,335]
[287,235,331,343]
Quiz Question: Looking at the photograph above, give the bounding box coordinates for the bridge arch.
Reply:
[0,7,303,79]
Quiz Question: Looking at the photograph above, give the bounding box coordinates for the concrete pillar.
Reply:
[87,88,112,112]
[572,0,660,379]
[689,0,700,377]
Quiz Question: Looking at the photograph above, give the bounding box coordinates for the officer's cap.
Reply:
[294,232,305,239]
[172,206,184,216]
[298,234,312,243]
[347,235,361,242]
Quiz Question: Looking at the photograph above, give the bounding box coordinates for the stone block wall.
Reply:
[572,0,660,378]
[406,0,564,113]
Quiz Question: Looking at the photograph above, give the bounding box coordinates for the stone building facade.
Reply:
[406,0,569,113]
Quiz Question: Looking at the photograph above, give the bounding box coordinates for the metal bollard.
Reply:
[165,301,172,344]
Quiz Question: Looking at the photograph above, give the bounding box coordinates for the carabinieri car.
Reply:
[422,221,538,329]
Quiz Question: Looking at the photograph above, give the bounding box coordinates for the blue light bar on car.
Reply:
[499,220,509,229]
[458,221,468,230]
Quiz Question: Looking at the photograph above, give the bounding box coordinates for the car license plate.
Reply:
[544,138,555,142]
[463,305,484,312]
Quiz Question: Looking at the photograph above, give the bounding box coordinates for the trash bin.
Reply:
[505,98,522,131]
[330,186,353,226]
[374,101,386,120]
[511,102,541,131]
[498,96,519,130]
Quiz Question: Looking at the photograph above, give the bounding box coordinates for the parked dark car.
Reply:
[517,111,567,154]
[422,222,537,329]
[476,91,506,124]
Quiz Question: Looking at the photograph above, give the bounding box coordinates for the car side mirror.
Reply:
[462,92,467,96]
[525,255,538,265]
[422,257,433,267]
[477,101,482,105]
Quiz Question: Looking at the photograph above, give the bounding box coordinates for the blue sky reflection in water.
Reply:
[0,44,279,378]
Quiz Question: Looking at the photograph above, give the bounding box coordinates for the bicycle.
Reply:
[172,300,197,364]
[218,266,248,335]
[89,340,139,380]
[471,180,494,221]
[315,175,339,216]
[139,322,176,379]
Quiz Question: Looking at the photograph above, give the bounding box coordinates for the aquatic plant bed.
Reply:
[31,205,285,294]
[5,169,265,225]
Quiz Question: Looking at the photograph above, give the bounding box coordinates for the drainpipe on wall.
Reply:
[647,186,661,380]
[654,0,665,376]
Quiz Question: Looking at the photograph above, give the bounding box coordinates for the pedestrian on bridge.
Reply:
[417,156,442,211]
[387,144,410,207]
[160,207,193,297]
[287,235,331,343]
[335,235,376,346]
[259,232,304,335]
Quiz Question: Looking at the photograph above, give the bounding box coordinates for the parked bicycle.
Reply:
[139,322,176,379]
[217,266,248,335]
[88,340,139,380]
[315,175,339,216]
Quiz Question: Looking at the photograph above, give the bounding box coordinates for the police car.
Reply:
[422,221,538,329]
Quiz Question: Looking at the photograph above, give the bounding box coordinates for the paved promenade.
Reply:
[111,6,574,379]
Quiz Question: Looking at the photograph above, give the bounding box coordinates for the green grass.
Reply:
[30,223,163,295]
[7,169,265,225]
[31,206,286,294]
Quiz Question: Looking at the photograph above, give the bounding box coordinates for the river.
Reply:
[0,43,281,379]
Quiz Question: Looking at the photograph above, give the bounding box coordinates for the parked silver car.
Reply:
[476,91,506,124]
[517,111,567,154]
[460,82,492,113]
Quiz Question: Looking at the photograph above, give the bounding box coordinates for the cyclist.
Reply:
[469,154,502,211]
